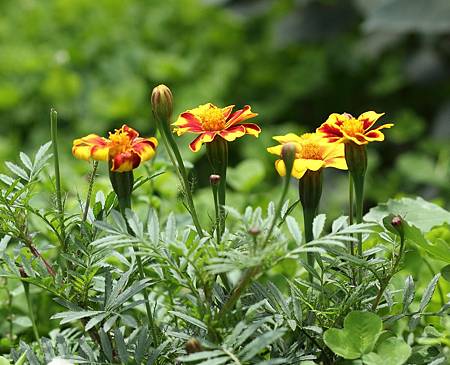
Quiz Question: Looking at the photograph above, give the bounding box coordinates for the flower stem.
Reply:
[206,138,228,235]
[82,161,98,223]
[348,172,354,254]
[159,121,203,237]
[298,170,323,281]
[110,171,159,346]
[23,281,40,344]
[50,109,66,249]
[218,166,292,319]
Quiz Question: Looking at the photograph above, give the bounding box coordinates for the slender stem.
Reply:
[160,122,203,237]
[23,281,40,343]
[218,172,291,319]
[354,175,365,258]
[50,109,66,248]
[348,172,354,255]
[211,181,220,245]
[82,161,98,223]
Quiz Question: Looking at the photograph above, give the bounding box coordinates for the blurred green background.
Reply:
[0,0,449,214]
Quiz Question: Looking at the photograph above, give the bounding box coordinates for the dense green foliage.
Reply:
[0,0,449,364]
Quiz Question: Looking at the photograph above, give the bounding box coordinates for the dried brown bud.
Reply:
[248,227,261,236]
[185,338,202,353]
[391,215,402,227]
[151,84,173,123]
[209,174,221,185]
[19,267,28,278]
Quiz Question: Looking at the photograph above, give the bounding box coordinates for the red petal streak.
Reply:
[241,123,261,136]
[122,125,139,139]
[111,151,141,172]
[219,125,246,141]
[226,105,258,127]
[317,123,343,139]
[189,132,216,152]
[178,112,204,132]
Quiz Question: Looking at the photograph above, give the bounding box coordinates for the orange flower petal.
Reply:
[173,112,204,135]
[72,134,110,161]
[121,124,139,139]
[222,105,235,119]
[189,132,216,152]
[317,122,344,143]
[225,105,258,127]
[111,151,141,172]
[357,111,384,131]
[132,137,158,162]
[241,123,261,137]
[219,125,246,141]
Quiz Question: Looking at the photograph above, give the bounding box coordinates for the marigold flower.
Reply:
[267,132,347,179]
[72,125,158,172]
[317,111,393,145]
[173,103,261,152]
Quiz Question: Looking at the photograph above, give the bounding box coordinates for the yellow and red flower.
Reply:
[317,111,393,145]
[267,132,347,179]
[173,103,261,152]
[72,125,158,172]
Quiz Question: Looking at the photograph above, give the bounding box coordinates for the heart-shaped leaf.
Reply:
[323,311,382,359]
[362,337,411,365]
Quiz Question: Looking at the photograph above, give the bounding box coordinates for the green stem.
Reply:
[50,109,65,249]
[218,169,292,319]
[82,161,98,223]
[23,281,40,344]
[206,138,228,235]
[348,172,354,254]
[298,170,323,282]
[211,180,220,245]
[159,122,203,237]
[111,171,159,346]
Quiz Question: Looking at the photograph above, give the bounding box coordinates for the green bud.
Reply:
[281,142,297,179]
[151,84,174,123]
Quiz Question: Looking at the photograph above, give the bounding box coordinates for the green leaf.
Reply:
[365,197,450,233]
[313,214,326,239]
[402,275,415,313]
[362,337,411,365]
[114,327,129,364]
[419,274,440,312]
[0,356,11,365]
[441,264,450,282]
[227,159,265,192]
[286,216,302,244]
[239,329,286,360]
[169,311,208,331]
[323,311,382,359]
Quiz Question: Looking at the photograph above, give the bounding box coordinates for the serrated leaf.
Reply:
[5,162,28,180]
[402,275,415,313]
[239,329,286,360]
[147,209,160,244]
[419,274,440,312]
[125,208,143,238]
[114,328,128,364]
[99,329,113,362]
[286,216,302,244]
[169,311,208,331]
[313,214,326,239]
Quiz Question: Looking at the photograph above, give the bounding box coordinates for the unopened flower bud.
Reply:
[391,215,402,227]
[185,338,202,353]
[209,174,221,185]
[151,84,173,123]
[281,143,297,178]
[248,227,261,236]
[19,267,28,278]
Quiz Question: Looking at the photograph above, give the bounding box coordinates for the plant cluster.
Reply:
[0,85,449,365]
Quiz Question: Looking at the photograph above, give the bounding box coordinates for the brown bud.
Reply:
[391,215,402,227]
[151,84,173,123]
[248,227,261,236]
[185,338,202,353]
[19,267,28,278]
[209,174,221,185]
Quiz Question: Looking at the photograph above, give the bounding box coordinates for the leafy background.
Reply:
[0,0,450,359]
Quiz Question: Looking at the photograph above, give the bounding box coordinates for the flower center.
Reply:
[109,128,132,153]
[341,118,364,137]
[299,142,323,160]
[194,104,226,131]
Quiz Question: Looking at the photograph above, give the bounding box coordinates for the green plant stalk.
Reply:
[348,172,354,255]
[82,161,99,223]
[110,170,159,346]
[218,165,292,319]
[158,120,203,237]
[298,170,323,281]
[206,138,228,235]
[211,181,220,245]
[372,233,405,310]
[23,281,40,343]
[353,174,365,257]
[50,109,66,248]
